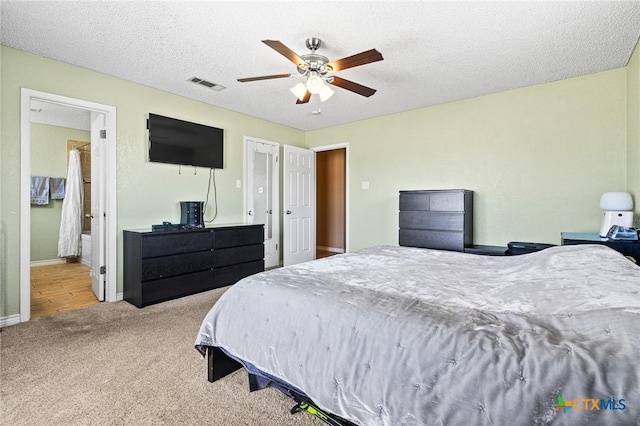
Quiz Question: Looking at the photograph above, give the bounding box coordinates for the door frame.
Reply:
[311,142,349,254]
[20,88,117,322]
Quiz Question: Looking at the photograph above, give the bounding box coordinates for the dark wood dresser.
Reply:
[399,189,473,252]
[124,224,264,307]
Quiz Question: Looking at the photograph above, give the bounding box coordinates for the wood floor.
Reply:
[31,262,99,318]
[316,249,339,259]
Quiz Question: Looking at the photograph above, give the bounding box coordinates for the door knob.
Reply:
[248,210,254,216]
[286,210,292,215]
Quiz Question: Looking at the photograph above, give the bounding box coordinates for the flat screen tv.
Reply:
[147,113,224,169]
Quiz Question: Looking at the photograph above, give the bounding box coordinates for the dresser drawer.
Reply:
[141,251,214,281]
[214,244,264,268]
[400,190,468,212]
[140,270,215,306]
[215,259,264,287]
[429,192,465,211]
[140,231,215,258]
[399,229,464,251]
[399,211,464,231]
[399,192,430,211]
[215,226,263,248]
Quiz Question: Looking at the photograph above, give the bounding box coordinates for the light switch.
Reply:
[362,181,370,190]
[236,179,242,188]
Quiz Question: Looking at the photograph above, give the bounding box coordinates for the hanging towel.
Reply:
[30,176,50,205]
[58,150,84,257]
[50,177,66,199]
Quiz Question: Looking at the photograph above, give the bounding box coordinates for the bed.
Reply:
[195,244,640,425]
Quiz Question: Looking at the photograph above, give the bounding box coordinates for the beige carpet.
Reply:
[0,287,322,426]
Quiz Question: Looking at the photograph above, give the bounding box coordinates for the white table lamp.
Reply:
[599,192,634,237]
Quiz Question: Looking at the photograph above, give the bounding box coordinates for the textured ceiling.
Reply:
[3,1,640,131]
[30,100,91,131]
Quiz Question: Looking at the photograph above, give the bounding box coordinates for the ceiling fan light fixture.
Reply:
[319,84,334,102]
[242,38,383,105]
[290,82,307,101]
[306,73,325,94]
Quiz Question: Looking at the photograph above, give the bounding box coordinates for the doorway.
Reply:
[280,143,349,267]
[20,89,117,322]
[29,105,97,316]
[312,143,348,259]
[315,148,346,259]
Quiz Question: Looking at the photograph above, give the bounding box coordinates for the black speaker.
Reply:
[180,201,204,228]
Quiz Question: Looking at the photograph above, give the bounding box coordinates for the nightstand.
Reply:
[561,232,640,264]
[464,245,507,256]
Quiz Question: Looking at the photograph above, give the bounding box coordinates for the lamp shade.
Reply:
[599,192,633,211]
[306,74,324,94]
[290,83,307,101]
[318,84,334,102]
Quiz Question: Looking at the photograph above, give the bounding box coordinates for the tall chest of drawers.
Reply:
[399,189,473,252]
[124,224,264,307]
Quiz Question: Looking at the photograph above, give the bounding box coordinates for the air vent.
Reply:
[189,77,226,91]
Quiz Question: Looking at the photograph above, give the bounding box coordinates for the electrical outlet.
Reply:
[362,181,370,190]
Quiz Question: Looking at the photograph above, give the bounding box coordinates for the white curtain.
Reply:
[58,149,84,257]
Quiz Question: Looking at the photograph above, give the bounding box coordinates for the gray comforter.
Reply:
[195,245,640,425]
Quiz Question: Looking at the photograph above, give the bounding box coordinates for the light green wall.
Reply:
[30,123,90,262]
[306,69,628,251]
[1,43,637,320]
[628,40,640,225]
[0,46,305,318]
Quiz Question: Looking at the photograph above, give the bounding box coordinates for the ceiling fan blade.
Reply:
[262,40,306,68]
[326,49,383,72]
[296,90,311,104]
[329,76,377,97]
[237,73,291,82]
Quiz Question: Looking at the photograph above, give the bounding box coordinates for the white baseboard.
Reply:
[1,294,124,327]
[0,314,21,328]
[317,246,345,254]
[30,258,65,267]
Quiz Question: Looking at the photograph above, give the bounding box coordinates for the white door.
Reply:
[90,112,106,301]
[244,137,280,268]
[283,145,315,266]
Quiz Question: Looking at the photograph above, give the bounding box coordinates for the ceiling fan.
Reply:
[237,37,384,104]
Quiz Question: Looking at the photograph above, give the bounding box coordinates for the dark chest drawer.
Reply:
[215,226,263,248]
[141,250,214,281]
[399,211,465,231]
[140,270,216,307]
[399,229,464,251]
[214,244,264,268]
[399,191,467,212]
[141,230,215,258]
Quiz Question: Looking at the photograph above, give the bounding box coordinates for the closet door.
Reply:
[244,137,279,268]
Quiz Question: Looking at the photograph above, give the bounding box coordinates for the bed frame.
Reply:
[206,346,242,382]
[205,345,357,426]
